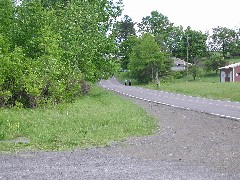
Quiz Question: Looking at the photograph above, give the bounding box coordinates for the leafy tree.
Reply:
[129,33,165,83]
[181,27,208,61]
[168,25,185,56]
[210,26,236,59]
[0,0,13,36]
[205,53,226,74]
[189,59,204,80]
[138,11,173,51]
[119,35,138,69]
[0,0,123,108]
[54,0,121,82]
[114,15,136,69]
[228,27,240,57]
[115,15,136,43]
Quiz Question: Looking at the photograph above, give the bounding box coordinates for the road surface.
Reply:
[100,77,240,121]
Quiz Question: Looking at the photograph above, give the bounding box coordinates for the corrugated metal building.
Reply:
[219,62,240,82]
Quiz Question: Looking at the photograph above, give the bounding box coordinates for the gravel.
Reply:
[0,96,240,180]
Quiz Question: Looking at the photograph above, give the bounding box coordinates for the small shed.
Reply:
[219,62,240,82]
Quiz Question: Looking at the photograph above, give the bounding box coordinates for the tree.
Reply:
[54,0,122,82]
[114,15,137,69]
[174,27,208,62]
[138,11,173,51]
[189,59,204,80]
[0,0,13,36]
[119,35,138,69]
[210,26,236,59]
[129,33,165,83]
[0,0,123,108]
[115,15,136,43]
[205,53,226,74]
[168,25,185,56]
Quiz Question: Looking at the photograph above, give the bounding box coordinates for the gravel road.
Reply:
[0,94,240,179]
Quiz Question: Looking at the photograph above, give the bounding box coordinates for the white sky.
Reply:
[121,0,240,32]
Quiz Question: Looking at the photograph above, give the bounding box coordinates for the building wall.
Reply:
[234,66,240,82]
[221,69,233,82]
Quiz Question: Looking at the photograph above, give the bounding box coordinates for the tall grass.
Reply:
[0,86,156,152]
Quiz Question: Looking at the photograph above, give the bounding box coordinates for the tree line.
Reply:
[1,1,239,108]
[115,11,240,83]
[0,0,122,108]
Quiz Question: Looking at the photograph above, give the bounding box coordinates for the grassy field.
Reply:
[0,86,156,153]
[117,72,240,102]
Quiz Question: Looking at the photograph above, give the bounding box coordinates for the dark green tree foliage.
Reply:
[119,35,138,69]
[138,11,173,51]
[115,15,136,43]
[115,15,136,69]
[129,33,165,83]
[0,0,122,108]
[176,27,208,62]
[210,26,238,58]
[205,53,226,74]
[167,26,184,55]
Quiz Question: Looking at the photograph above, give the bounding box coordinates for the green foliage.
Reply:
[205,53,227,74]
[0,0,123,108]
[0,87,156,152]
[189,65,204,80]
[210,26,238,58]
[115,15,136,43]
[0,0,13,36]
[119,35,138,69]
[129,33,165,83]
[115,15,137,69]
[138,11,173,44]
[175,27,208,61]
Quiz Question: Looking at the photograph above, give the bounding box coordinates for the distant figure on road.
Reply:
[124,79,127,86]
[129,80,131,86]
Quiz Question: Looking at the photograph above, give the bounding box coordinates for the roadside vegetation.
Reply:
[0,86,156,153]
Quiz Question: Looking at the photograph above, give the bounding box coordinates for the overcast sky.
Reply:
[121,0,240,32]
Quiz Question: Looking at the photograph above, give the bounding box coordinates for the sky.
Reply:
[121,0,240,32]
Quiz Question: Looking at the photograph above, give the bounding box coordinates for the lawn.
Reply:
[117,71,240,102]
[0,86,156,153]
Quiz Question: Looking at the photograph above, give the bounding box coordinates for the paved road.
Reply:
[100,77,240,121]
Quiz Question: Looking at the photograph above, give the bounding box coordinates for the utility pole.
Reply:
[186,34,189,76]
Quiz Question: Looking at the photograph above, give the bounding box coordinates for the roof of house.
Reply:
[219,62,240,69]
[172,57,186,65]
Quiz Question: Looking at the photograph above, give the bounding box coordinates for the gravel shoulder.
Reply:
[0,95,240,179]
[101,97,240,173]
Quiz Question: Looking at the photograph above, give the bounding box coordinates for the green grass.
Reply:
[146,81,240,102]
[0,86,156,153]
[228,57,240,64]
[144,72,240,102]
[117,71,240,102]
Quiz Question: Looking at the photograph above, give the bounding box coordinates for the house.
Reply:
[171,57,193,71]
[171,57,186,71]
[219,62,240,82]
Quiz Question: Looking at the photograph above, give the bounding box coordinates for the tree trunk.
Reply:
[155,67,160,88]
[151,66,154,82]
